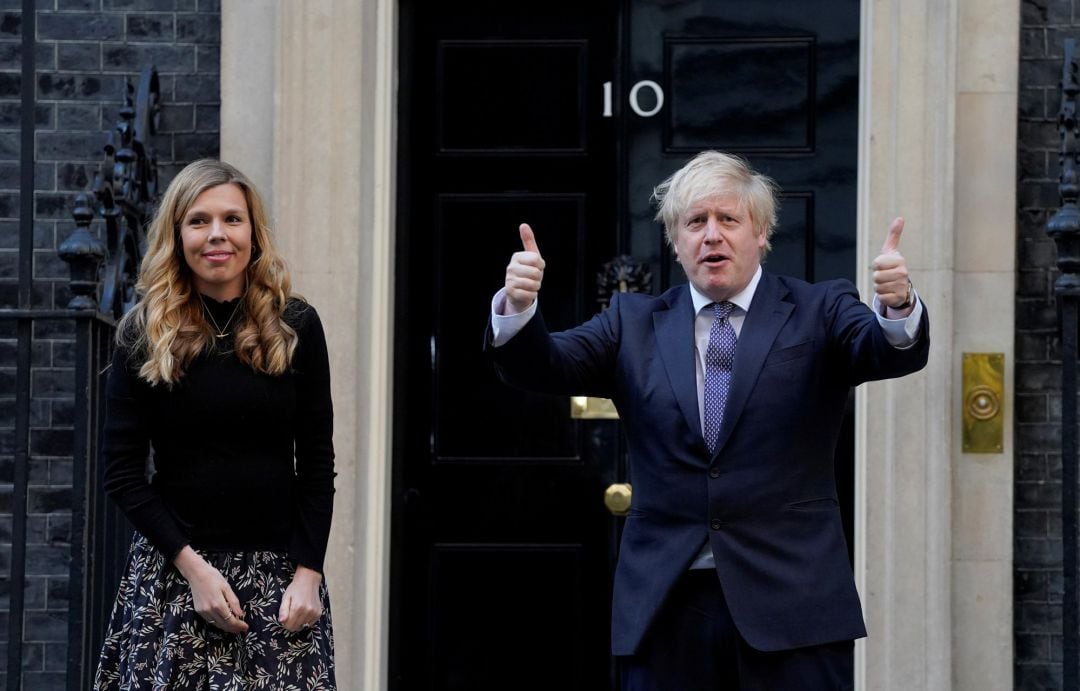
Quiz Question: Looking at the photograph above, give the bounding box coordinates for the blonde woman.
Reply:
[94,159,335,689]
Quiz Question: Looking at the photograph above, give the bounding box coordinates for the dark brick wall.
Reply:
[0,0,219,687]
[1016,1,1080,688]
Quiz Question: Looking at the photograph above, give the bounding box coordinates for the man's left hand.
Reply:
[872,217,914,316]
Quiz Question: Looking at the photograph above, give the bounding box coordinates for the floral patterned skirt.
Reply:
[94,533,335,690]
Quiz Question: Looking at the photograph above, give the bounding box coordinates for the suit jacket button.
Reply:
[709,467,720,478]
[710,519,723,530]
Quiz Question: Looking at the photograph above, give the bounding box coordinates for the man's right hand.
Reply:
[504,223,545,314]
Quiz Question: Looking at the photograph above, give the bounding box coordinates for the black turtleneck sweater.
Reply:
[101,296,335,572]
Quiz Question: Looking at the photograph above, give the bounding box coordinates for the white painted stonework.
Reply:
[222,0,396,686]
[856,0,1017,688]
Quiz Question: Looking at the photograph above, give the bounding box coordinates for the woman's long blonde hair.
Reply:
[118,158,299,385]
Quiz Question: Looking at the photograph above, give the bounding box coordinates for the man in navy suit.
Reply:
[487,151,929,690]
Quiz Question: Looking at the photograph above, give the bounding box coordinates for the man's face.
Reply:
[672,194,764,303]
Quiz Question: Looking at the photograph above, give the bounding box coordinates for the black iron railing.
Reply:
[1048,38,1080,690]
[0,65,159,691]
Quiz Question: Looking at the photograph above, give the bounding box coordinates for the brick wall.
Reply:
[1016,0,1080,688]
[0,0,219,686]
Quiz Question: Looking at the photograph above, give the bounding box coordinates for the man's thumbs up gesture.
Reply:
[872,217,914,315]
[505,223,546,314]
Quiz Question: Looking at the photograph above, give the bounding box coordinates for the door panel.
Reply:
[438,41,588,153]
[393,3,618,690]
[666,37,817,153]
[429,545,589,687]
[435,194,586,461]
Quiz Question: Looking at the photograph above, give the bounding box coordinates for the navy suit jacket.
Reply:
[486,270,930,655]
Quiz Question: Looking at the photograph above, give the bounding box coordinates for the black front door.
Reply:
[392,2,620,689]
[391,3,860,689]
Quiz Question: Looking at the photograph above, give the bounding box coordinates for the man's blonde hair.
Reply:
[652,150,779,256]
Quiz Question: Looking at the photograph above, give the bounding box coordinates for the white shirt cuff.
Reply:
[490,288,538,347]
[872,289,924,349]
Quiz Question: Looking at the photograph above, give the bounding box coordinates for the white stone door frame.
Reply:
[221,0,398,687]
[853,0,956,685]
[221,0,1017,687]
[854,0,1016,688]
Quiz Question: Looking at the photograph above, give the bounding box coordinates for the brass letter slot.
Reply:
[962,352,1004,453]
[570,396,619,420]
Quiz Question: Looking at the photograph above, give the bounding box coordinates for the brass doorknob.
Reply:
[604,483,632,516]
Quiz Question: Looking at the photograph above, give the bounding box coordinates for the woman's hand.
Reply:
[278,564,323,632]
[173,546,249,634]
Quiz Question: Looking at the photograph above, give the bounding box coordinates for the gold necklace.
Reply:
[199,294,243,338]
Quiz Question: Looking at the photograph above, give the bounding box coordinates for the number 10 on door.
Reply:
[603,80,665,118]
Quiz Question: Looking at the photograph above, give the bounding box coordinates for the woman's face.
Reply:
[179,183,253,301]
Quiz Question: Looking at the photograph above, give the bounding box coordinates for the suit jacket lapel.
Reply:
[712,270,794,457]
[652,287,703,449]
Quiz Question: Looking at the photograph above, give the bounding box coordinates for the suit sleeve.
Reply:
[485,293,623,398]
[824,279,930,385]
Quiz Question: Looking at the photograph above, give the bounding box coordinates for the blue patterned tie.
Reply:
[704,301,737,455]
